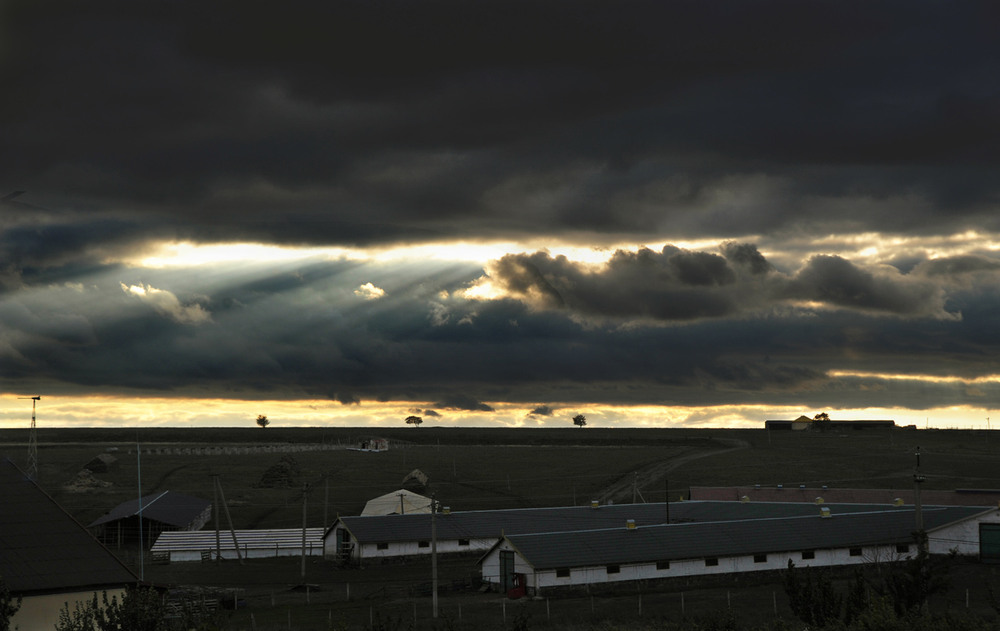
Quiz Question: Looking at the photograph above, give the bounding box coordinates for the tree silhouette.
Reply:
[256,414,270,429]
[813,412,830,421]
[405,415,423,427]
[572,414,587,428]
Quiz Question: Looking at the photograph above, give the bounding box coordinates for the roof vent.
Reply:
[740,495,750,503]
[815,497,824,504]
[442,506,451,515]
[893,498,904,507]
[800,484,806,489]
[626,519,636,530]
[820,507,831,518]
[754,484,761,490]
[590,500,599,509]
[777,484,783,490]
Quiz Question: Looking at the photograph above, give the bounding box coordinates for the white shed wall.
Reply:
[929,510,1000,556]
[483,544,905,592]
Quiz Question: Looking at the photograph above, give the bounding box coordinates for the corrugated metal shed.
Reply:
[499,506,989,570]
[333,501,910,543]
[89,490,211,529]
[0,458,137,594]
[152,528,325,553]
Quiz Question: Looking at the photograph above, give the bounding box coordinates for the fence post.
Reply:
[681,592,685,616]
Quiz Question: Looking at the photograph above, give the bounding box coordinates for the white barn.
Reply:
[322,500,935,565]
[151,527,325,562]
[479,505,1000,596]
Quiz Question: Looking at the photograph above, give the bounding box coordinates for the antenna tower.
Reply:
[19,396,41,479]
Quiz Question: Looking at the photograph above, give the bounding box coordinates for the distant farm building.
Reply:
[0,458,138,631]
[89,490,211,549]
[480,504,1000,596]
[151,527,325,562]
[362,489,433,516]
[765,417,896,431]
[691,486,1000,506]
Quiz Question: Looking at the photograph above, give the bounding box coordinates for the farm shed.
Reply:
[151,527,326,562]
[0,458,138,631]
[89,490,212,549]
[362,489,433,516]
[479,505,1000,596]
[322,500,903,564]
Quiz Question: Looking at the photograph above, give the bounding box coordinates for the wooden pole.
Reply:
[216,476,244,564]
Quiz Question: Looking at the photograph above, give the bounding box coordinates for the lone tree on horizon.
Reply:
[405,415,423,427]
[256,414,270,429]
[573,414,587,428]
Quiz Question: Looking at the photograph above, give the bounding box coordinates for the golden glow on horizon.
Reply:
[0,394,993,431]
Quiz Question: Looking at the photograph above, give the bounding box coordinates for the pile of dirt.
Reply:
[63,469,113,492]
[255,455,301,488]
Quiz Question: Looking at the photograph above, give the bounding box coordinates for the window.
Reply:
[606,564,620,574]
[418,541,430,548]
[849,547,863,557]
[656,560,670,570]
[705,558,719,567]
[376,543,389,550]
[753,554,767,563]
[556,568,570,578]
[896,544,909,554]
[458,539,470,546]
[801,550,815,560]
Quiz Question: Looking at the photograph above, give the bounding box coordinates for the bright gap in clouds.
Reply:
[132,239,699,269]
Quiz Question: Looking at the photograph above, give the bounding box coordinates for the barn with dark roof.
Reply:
[89,490,212,549]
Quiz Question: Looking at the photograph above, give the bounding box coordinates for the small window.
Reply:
[705,558,719,567]
[849,547,862,557]
[801,550,815,560]
[656,560,670,570]
[896,544,909,554]
[418,541,430,548]
[606,564,620,574]
[458,539,470,546]
[556,568,570,578]
[376,542,389,550]
[754,554,767,563]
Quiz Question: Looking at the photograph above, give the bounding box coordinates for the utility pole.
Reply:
[301,483,309,580]
[914,447,926,552]
[431,493,438,618]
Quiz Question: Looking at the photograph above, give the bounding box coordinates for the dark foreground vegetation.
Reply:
[2,426,1000,630]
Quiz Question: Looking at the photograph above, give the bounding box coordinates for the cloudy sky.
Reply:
[2,1,999,429]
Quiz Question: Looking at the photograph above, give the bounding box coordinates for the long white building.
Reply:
[479,505,1000,596]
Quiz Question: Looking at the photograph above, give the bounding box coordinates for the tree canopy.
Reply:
[572,414,587,428]
[256,414,269,429]
[405,415,423,426]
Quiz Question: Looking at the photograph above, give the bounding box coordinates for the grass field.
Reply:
[3,425,1000,629]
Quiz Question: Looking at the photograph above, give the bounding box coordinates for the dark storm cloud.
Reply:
[2,1,999,252]
[481,244,953,321]
[528,405,555,417]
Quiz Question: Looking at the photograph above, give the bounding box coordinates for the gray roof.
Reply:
[501,506,991,570]
[331,500,942,543]
[88,490,211,528]
[0,459,138,594]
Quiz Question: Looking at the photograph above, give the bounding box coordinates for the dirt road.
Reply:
[596,438,749,504]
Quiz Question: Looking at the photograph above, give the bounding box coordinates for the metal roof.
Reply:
[691,486,1000,507]
[0,459,138,594]
[151,528,325,552]
[88,490,211,528]
[501,506,993,570]
[331,500,932,543]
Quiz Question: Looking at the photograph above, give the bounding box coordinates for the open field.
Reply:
[3,426,1000,629]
